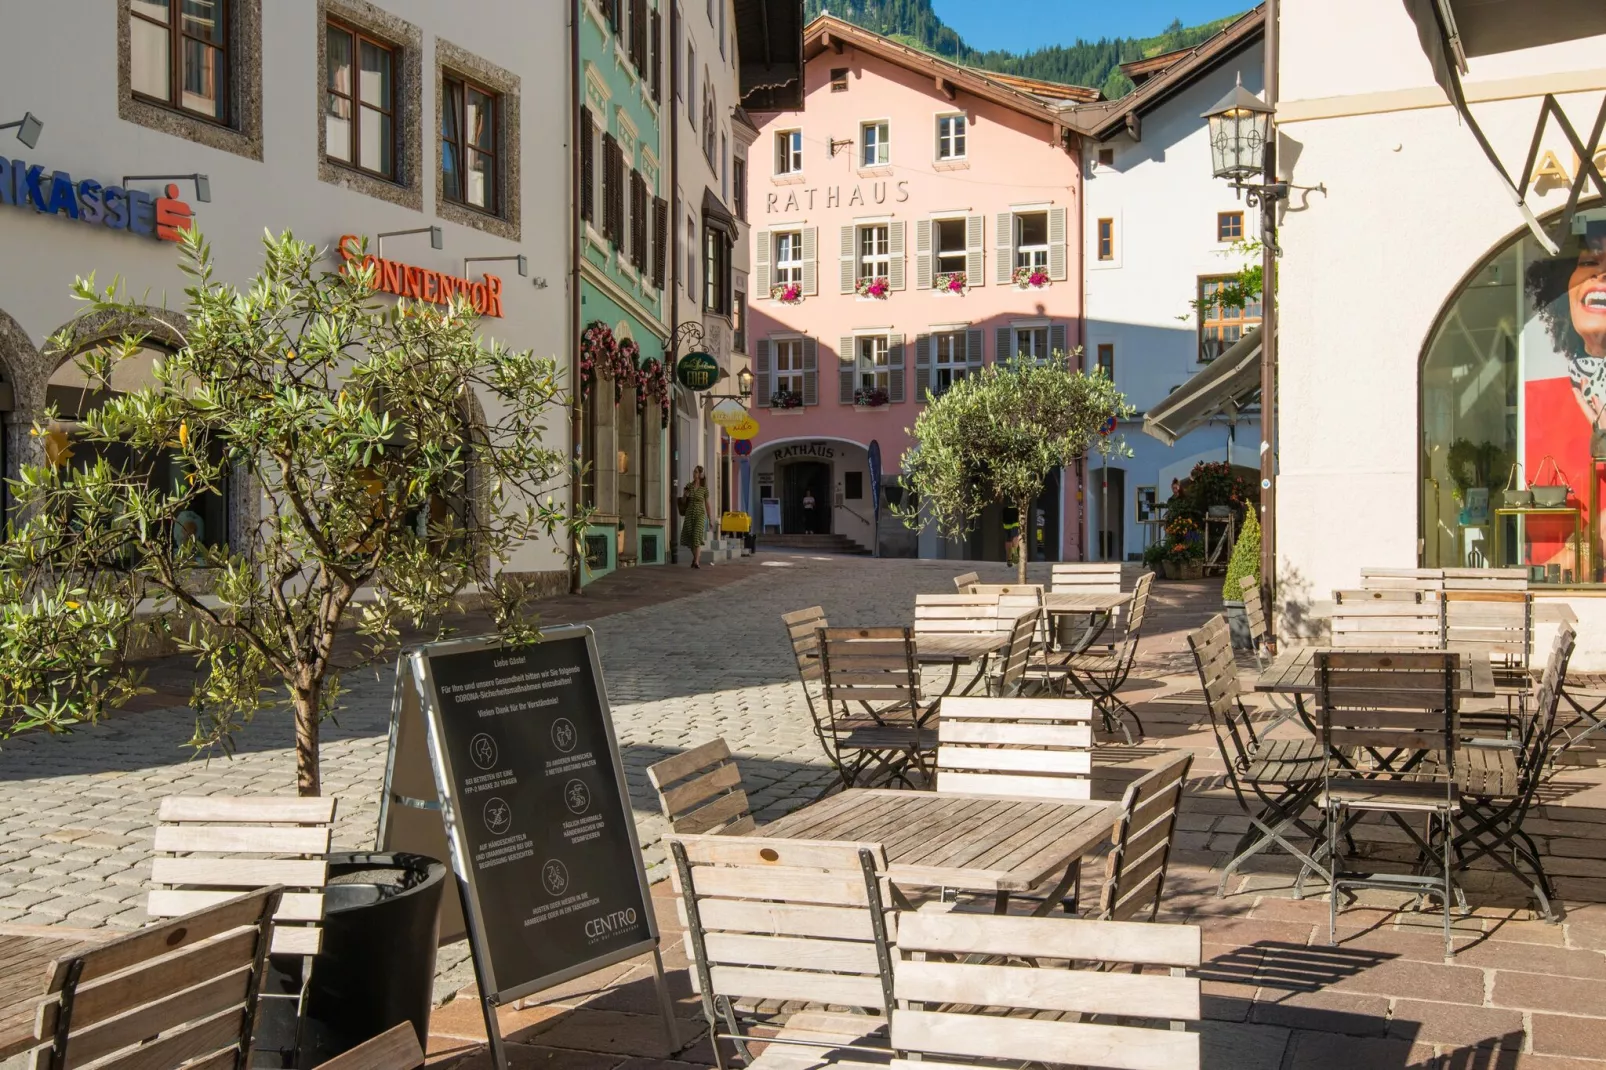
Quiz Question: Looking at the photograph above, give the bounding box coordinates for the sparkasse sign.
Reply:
[0,160,195,241]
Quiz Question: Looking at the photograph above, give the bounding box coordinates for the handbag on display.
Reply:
[1531,455,1572,507]
[1501,463,1531,507]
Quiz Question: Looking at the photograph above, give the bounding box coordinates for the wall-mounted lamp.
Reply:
[0,112,42,149]
[377,226,443,259]
[124,173,210,202]
[463,254,527,277]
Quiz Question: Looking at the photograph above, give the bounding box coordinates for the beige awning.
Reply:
[1142,329,1262,446]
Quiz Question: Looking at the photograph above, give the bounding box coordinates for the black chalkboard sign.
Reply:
[401,628,661,1017]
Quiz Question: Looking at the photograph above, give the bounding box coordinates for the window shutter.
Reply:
[631,172,648,271]
[914,332,931,402]
[966,327,984,371]
[888,334,905,403]
[966,214,985,285]
[915,219,933,291]
[996,211,1013,285]
[997,326,1013,363]
[607,0,621,36]
[839,336,856,403]
[755,338,771,403]
[1050,322,1068,358]
[802,337,818,405]
[652,196,668,288]
[754,230,771,297]
[580,108,595,225]
[839,225,856,294]
[888,220,906,290]
[1049,206,1068,281]
[602,134,620,242]
[631,0,647,72]
[802,226,818,295]
[650,9,662,101]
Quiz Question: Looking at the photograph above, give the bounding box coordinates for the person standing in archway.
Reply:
[679,465,709,569]
[802,488,817,534]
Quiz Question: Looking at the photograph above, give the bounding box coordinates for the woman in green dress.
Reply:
[679,465,708,569]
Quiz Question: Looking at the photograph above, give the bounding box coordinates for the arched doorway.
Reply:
[1420,199,1605,586]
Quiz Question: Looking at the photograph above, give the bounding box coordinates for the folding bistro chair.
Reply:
[1317,650,1462,955]
[1186,615,1330,897]
[890,912,1202,1070]
[1453,624,1575,921]
[1328,599,1442,649]
[1037,572,1154,743]
[783,606,846,780]
[1096,751,1195,922]
[647,739,756,836]
[667,834,896,1070]
[1050,562,1123,651]
[914,592,1005,695]
[952,570,980,592]
[818,626,934,788]
[1554,670,1606,759]
[1444,588,1532,737]
[990,611,1039,697]
[970,582,1048,649]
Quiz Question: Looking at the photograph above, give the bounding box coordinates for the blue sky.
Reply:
[930,1,1249,52]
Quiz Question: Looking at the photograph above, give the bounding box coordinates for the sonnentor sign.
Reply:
[338,235,505,317]
[0,161,195,241]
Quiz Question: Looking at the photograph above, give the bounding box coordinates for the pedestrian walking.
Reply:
[802,489,817,534]
[679,465,709,568]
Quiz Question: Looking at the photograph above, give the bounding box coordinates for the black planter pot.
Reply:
[293,852,447,1069]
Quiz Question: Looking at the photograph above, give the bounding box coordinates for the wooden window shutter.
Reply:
[1048,206,1068,281]
[650,10,662,102]
[1050,322,1068,358]
[580,108,595,225]
[802,337,818,405]
[631,0,647,71]
[755,338,771,403]
[754,230,771,296]
[888,220,906,290]
[801,226,818,296]
[966,214,985,285]
[839,336,856,403]
[996,211,1013,284]
[838,225,856,294]
[887,334,905,403]
[914,332,931,403]
[652,196,668,288]
[607,0,621,36]
[611,143,626,246]
[601,134,620,242]
[915,219,933,291]
[631,172,648,271]
[966,327,984,371]
[996,326,1013,363]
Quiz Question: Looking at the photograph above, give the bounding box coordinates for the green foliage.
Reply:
[1186,240,1269,321]
[804,0,1243,98]
[1222,506,1261,602]
[1168,461,1256,523]
[0,228,581,793]
[896,350,1132,581]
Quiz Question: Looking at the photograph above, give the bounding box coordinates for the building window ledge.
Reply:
[857,166,894,179]
[933,159,970,171]
[772,174,807,186]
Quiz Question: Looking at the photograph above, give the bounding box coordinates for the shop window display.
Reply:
[1421,203,1606,584]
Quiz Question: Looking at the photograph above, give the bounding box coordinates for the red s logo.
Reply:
[155,183,195,242]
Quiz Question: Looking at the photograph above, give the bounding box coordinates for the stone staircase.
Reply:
[758,533,872,555]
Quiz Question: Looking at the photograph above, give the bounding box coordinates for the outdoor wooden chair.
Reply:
[913,593,1005,637]
[818,627,934,788]
[1443,589,1531,680]
[667,834,896,1070]
[1186,614,1330,898]
[1328,599,1442,649]
[969,582,1048,646]
[889,912,1202,1070]
[1317,650,1462,955]
[1097,751,1195,922]
[952,570,980,592]
[1240,575,1299,734]
[989,611,1039,697]
[1359,567,1444,599]
[1442,567,1528,593]
[31,886,283,1070]
[1037,572,1155,743]
[647,739,755,836]
[1453,624,1574,922]
[783,606,840,775]
[1049,562,1123,650]
[309,1022,424,1070]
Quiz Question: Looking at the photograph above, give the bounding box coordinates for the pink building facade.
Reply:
[743,17,1091,561]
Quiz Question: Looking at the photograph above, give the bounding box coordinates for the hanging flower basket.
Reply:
[854,387,890,408]
[636,357,672,427]
[1013,266,1051,290]
[769,389,803,410]
[579,320,617,400]
[771,282,803,305]
[934,271,968,295]
[855,276,890,299]
[612,338,642,403]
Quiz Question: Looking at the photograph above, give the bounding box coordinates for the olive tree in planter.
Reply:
[0,229,579,796]
[897,351,1132,583]
[1220,507,1261,648]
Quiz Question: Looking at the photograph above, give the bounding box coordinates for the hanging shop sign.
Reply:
[726,416,760,441]
[0,161,195,241]
[709,399,748,427]
[675,352,719,391]
[338,235,504,317]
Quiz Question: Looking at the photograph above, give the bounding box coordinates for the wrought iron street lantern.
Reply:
[1203,75,1274,186]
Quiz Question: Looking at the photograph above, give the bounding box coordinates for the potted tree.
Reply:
[1,228,582,1061]
[1220,508,1261,648]
[896,349,1132,583]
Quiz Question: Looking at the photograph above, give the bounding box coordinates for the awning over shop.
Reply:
[1142,328,1262,446]
[1404,0,1606,253]
[703,188,738,240]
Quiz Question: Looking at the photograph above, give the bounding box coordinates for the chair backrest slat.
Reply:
[309,1023,425,1070]
[1329,600,1443,649]
[1333,588,1422,603]
[914,593,1006,636]
[783,605,828,682]
[647,739,755,836]
[937,697,1094,800]
[1442,567,1528,593]
[1051,562,1122,593]
[970,583,1047,645]
[819,627,921,713]
[1317,651,1459,773]
[1100,752,1194,922]
[952,570,980,592]
[1239,575,1268,648]
[995,612,1038,696]
[1443,590,1531,666]
[1360,567,1445,599]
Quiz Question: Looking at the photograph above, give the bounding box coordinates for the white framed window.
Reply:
[857,335,890,392]
[861,121,889,167]
[773,230,803,285]
[936,114,966,160]
[1015,211,1048,271]
[774,338,803,395]
[858,224,889,283]
[685,213,698,296]
[1014,324,1049,361]
[775,129,802,174]
[933,331,967,395]
[935,217,966,275]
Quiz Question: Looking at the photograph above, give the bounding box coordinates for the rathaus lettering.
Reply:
[766,181,911,214]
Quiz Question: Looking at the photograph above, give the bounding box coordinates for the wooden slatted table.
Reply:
[0,928,101,1060]
[915,632,1011,696]
[756,788,1117,915]
[1255,647,1496,698]
[1042,592,1132,615]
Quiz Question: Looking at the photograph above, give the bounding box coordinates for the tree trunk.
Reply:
[293,683,322,797]
[1017,496,1032,584]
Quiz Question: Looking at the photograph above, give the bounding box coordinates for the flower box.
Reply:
[769,389,803,410]
[853,387,890,408]
[855,276,890,299]
[934,271,967,295]
[1013,266,1051,290]
[771,282,802,305]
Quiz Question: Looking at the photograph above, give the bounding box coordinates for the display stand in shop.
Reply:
[1493,504,1585,584]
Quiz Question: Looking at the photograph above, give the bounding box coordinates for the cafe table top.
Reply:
[1042,591,1132,615]
[914,632,1010,664]
[1254,647,1497,698]
[755,787,1117,894]
[0,927,102,1060]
